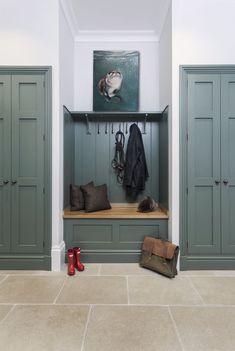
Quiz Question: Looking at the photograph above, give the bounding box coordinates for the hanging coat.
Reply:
[123,123,149,199]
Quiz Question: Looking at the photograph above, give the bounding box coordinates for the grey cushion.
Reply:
[70,181,94,211]
[82,184,111,212]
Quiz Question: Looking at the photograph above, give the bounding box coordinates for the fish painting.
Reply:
[93,51,139,111]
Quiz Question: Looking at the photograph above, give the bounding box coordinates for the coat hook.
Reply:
[119,123,121,131]
[143,114,148,134]
[98,123,100,134]
[112,123,114,134]
[105,122,108,134]
[125,122,128,134]
[85,114,91,135]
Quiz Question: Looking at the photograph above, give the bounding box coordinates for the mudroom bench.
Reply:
[63,204,168,262]
[63,106,169,262]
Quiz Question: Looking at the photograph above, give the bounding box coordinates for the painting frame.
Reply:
[93,50,140,112]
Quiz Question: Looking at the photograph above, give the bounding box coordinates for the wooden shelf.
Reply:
[63,203,168,219]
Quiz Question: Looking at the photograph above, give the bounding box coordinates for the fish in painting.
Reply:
[98,70,123,102]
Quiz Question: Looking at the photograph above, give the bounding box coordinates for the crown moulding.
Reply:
[75,30,159,42]
[60,0,159,42]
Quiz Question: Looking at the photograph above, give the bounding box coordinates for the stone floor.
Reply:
[0,264,235,350]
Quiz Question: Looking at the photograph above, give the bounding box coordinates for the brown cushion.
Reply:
[82,184,111,212]
[70,182,94,211]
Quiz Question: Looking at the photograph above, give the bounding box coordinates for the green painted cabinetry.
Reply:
[0,70,51,270]
[180,67,235,269]
[64,218,168,262]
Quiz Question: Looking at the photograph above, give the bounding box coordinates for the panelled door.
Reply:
[0,75,11,253]
[187,73,235,256]
[221,74,235,254]
[0,74,45,254]
[187,74,221,255]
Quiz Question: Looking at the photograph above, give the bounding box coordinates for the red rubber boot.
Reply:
[67,249,75,276]
[73,247,85,271]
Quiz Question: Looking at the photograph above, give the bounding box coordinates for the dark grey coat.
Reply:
[123,123,149,199]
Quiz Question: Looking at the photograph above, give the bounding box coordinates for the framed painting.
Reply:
[93,50,139,112]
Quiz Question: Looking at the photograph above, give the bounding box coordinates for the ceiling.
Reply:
[62,0,171,40]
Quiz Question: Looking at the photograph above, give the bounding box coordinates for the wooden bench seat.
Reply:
[63,203,168,219]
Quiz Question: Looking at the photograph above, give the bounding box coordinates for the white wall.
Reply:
[171,0,235,247]
[74,39,159,111]
[0,0,63,270]
[59,5,75,111]
[159,5,172,110]
[57,2,75,270]
[159,4,172,238]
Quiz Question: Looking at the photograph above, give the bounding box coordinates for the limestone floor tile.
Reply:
[0,275,65,303]
[0,270,46,275]
[171,306,235,351]
[213,270,235,276]
[128,275,203,305]
[100,263,155,276]
[0,305,89,351]
[84,305,182,351]
[190,276,235,305]
[179,270,215,276]
[0,305,13,322]
[56,276,128,304]
[73,263,101,276]
[0,275,7,283]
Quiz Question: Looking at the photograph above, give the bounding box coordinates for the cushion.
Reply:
[70,181,94,211]
[82,184,111,212]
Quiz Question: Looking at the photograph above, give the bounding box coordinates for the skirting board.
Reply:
[51,241,66,271]
[64,250,142,263]
[0,255,51,270]
[180,256,235,270]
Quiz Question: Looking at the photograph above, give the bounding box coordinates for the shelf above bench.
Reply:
[63,203,168,219]
[63,105,169,122]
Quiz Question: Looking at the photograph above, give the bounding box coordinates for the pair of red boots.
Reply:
[67,247,84,276]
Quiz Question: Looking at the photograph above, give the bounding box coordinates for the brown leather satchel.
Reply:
[140,236,179,278]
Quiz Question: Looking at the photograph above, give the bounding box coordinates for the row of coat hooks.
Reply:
[85,113,148,135]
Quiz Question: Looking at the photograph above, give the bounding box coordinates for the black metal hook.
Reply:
[111,123,114,134]
[85,114,91,135]
[143,114,148,134]
[105,123,108,134]
[98,123,100,134]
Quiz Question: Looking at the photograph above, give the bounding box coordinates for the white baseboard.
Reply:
[51,241,65,271]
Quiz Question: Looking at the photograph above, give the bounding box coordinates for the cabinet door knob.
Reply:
[3,180,9,185]
[215,180,220,185]
[11,180,17,185]
[223,180,229,185]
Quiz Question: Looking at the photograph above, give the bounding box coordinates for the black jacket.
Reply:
[123,123,149,199]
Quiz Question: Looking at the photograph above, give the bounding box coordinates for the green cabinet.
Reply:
[64,218,168,263]
[0,71,50,269]
[221,75,235,254]
[181,67,235,269]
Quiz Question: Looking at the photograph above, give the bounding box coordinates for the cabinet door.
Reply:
[221,74,235,254]
[11,75,45,253]
[187,74,221,254]
[0,75,11,253]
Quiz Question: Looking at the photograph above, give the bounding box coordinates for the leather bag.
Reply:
[140,236,179,278]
